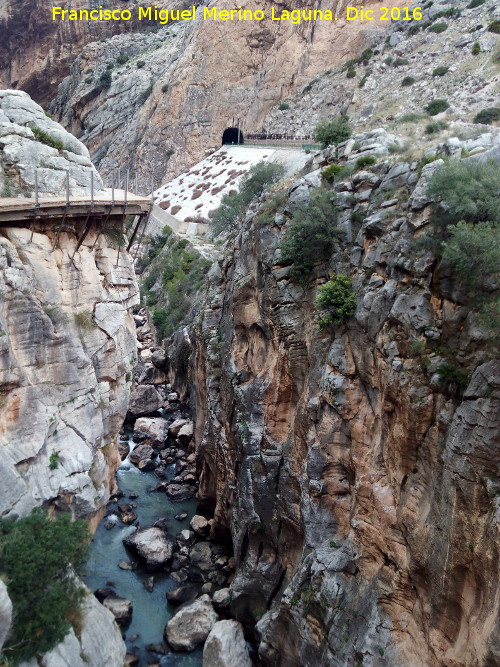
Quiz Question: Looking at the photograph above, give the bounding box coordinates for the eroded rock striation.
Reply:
[0,90,138,522]
[167,131,500,665]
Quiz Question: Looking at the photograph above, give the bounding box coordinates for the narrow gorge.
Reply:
[0,0,499,666]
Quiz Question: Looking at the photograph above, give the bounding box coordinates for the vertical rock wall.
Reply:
[184,139,499,665]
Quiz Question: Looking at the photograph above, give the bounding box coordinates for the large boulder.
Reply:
[127,385,163,418]
[132,417,169,448]
[165,594,218,651]
[166,584,199,606]
[177,422,194,446]
[165,483,196,502]
[102,596,133,627]
[128,443,155,471]
[202,620,252,667]
[168,418,189,437]
[123,527,176,571]
[189,542,213,572]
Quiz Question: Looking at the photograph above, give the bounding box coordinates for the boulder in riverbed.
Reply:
[166,483,196,502]
[127,385,163,418]
[177,422,194,445]
[165,594,218,651]
[202,619,252,667]
[133,417,169,448]
[168,418,188,437]
[190,515,210,536]
[166,584,198,606]
[123,527,176,571]
[102,595,133,627]
[128,443,155,471]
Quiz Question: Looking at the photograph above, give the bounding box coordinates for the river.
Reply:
[84,437,203,666]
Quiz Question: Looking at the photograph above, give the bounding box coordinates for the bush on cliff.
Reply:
[0,509,90,664]
[210,161,285,236]
[316,275,356,328]
[313,116,352,148]
[425,160,500,336]
[280,187,340,281]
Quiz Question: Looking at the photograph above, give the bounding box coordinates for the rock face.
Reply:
[175,131,500,665]
[203,619,252,667]
[0,580,12,650]
[0,90,138,521]
[17,588,126,667]
[165,594,218,651]
[123,527,176,571]
[46,0,398,186]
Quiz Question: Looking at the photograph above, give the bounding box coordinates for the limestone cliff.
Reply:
[167,128,499,666]
[0,90,139,522]
[48,0,404,187]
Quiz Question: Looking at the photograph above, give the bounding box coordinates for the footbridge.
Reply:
[0,170,153,259]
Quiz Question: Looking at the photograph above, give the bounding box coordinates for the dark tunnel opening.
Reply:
[222,127,244,145]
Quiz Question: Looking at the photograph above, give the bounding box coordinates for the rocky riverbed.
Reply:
[84,313,252,666]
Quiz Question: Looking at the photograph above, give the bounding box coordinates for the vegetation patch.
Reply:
[401,76,416,87]
[425,120,448,134]
[432,66,449,77]
[425,99,450,115]
[313,116,352,148]
[316,275,356,328]
[473,107,500,125]
[428,22,448,33]
[0,509,90,664]
[31,127,64,151]
[280,187,340,281]
[210,161,285,236]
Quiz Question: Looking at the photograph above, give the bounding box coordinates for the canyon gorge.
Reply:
[0,0,499,665]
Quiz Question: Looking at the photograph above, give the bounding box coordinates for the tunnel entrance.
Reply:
[222,127,244,145]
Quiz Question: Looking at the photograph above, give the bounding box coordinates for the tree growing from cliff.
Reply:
[0,509,90,664]
[425,159,500,337]
[316,275,356,327]
[313,116,352,148]
[280,187,340,281]
[210,161,285,236]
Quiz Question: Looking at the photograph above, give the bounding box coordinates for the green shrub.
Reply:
[432,66,449,77]
[355,155,376,170]
[468,0,485,7]
[359,48,373,64]
[116,54,129,65]
[84,76,93,84]
[49,450,60,470]
[106,63,114,70]
[384,56,393,65]
[316,275,356,327]
[136,60,146,68]
[487,20,500,34]
[0,509,90,663]
[399,112,425,122]
[401,76,416,86]
[428,22,448,33]
[346,68,356,78]
[31,127,64,150]
[161,83,169,93]
[436,364,469,396]
[425,120,448,134]
[424,161,500,336]
[473,107,500,125]
[393,57,409,67]
[280,188,340,281]
[98,70,112,88]
[358,73,370,88]
[210,161,285,235]
[425,99,450,115]
[471,42,481,55]
[313,116,352,148]
[427,160,499,226]
[278,102,290,110]
[321,163,343,183]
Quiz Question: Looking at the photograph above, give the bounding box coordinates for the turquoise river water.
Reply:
[83,441,202,666]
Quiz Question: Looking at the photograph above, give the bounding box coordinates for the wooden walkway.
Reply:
[0,189,151,224]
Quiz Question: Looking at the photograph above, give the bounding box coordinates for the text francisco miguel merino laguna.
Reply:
[51,5,390,24]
